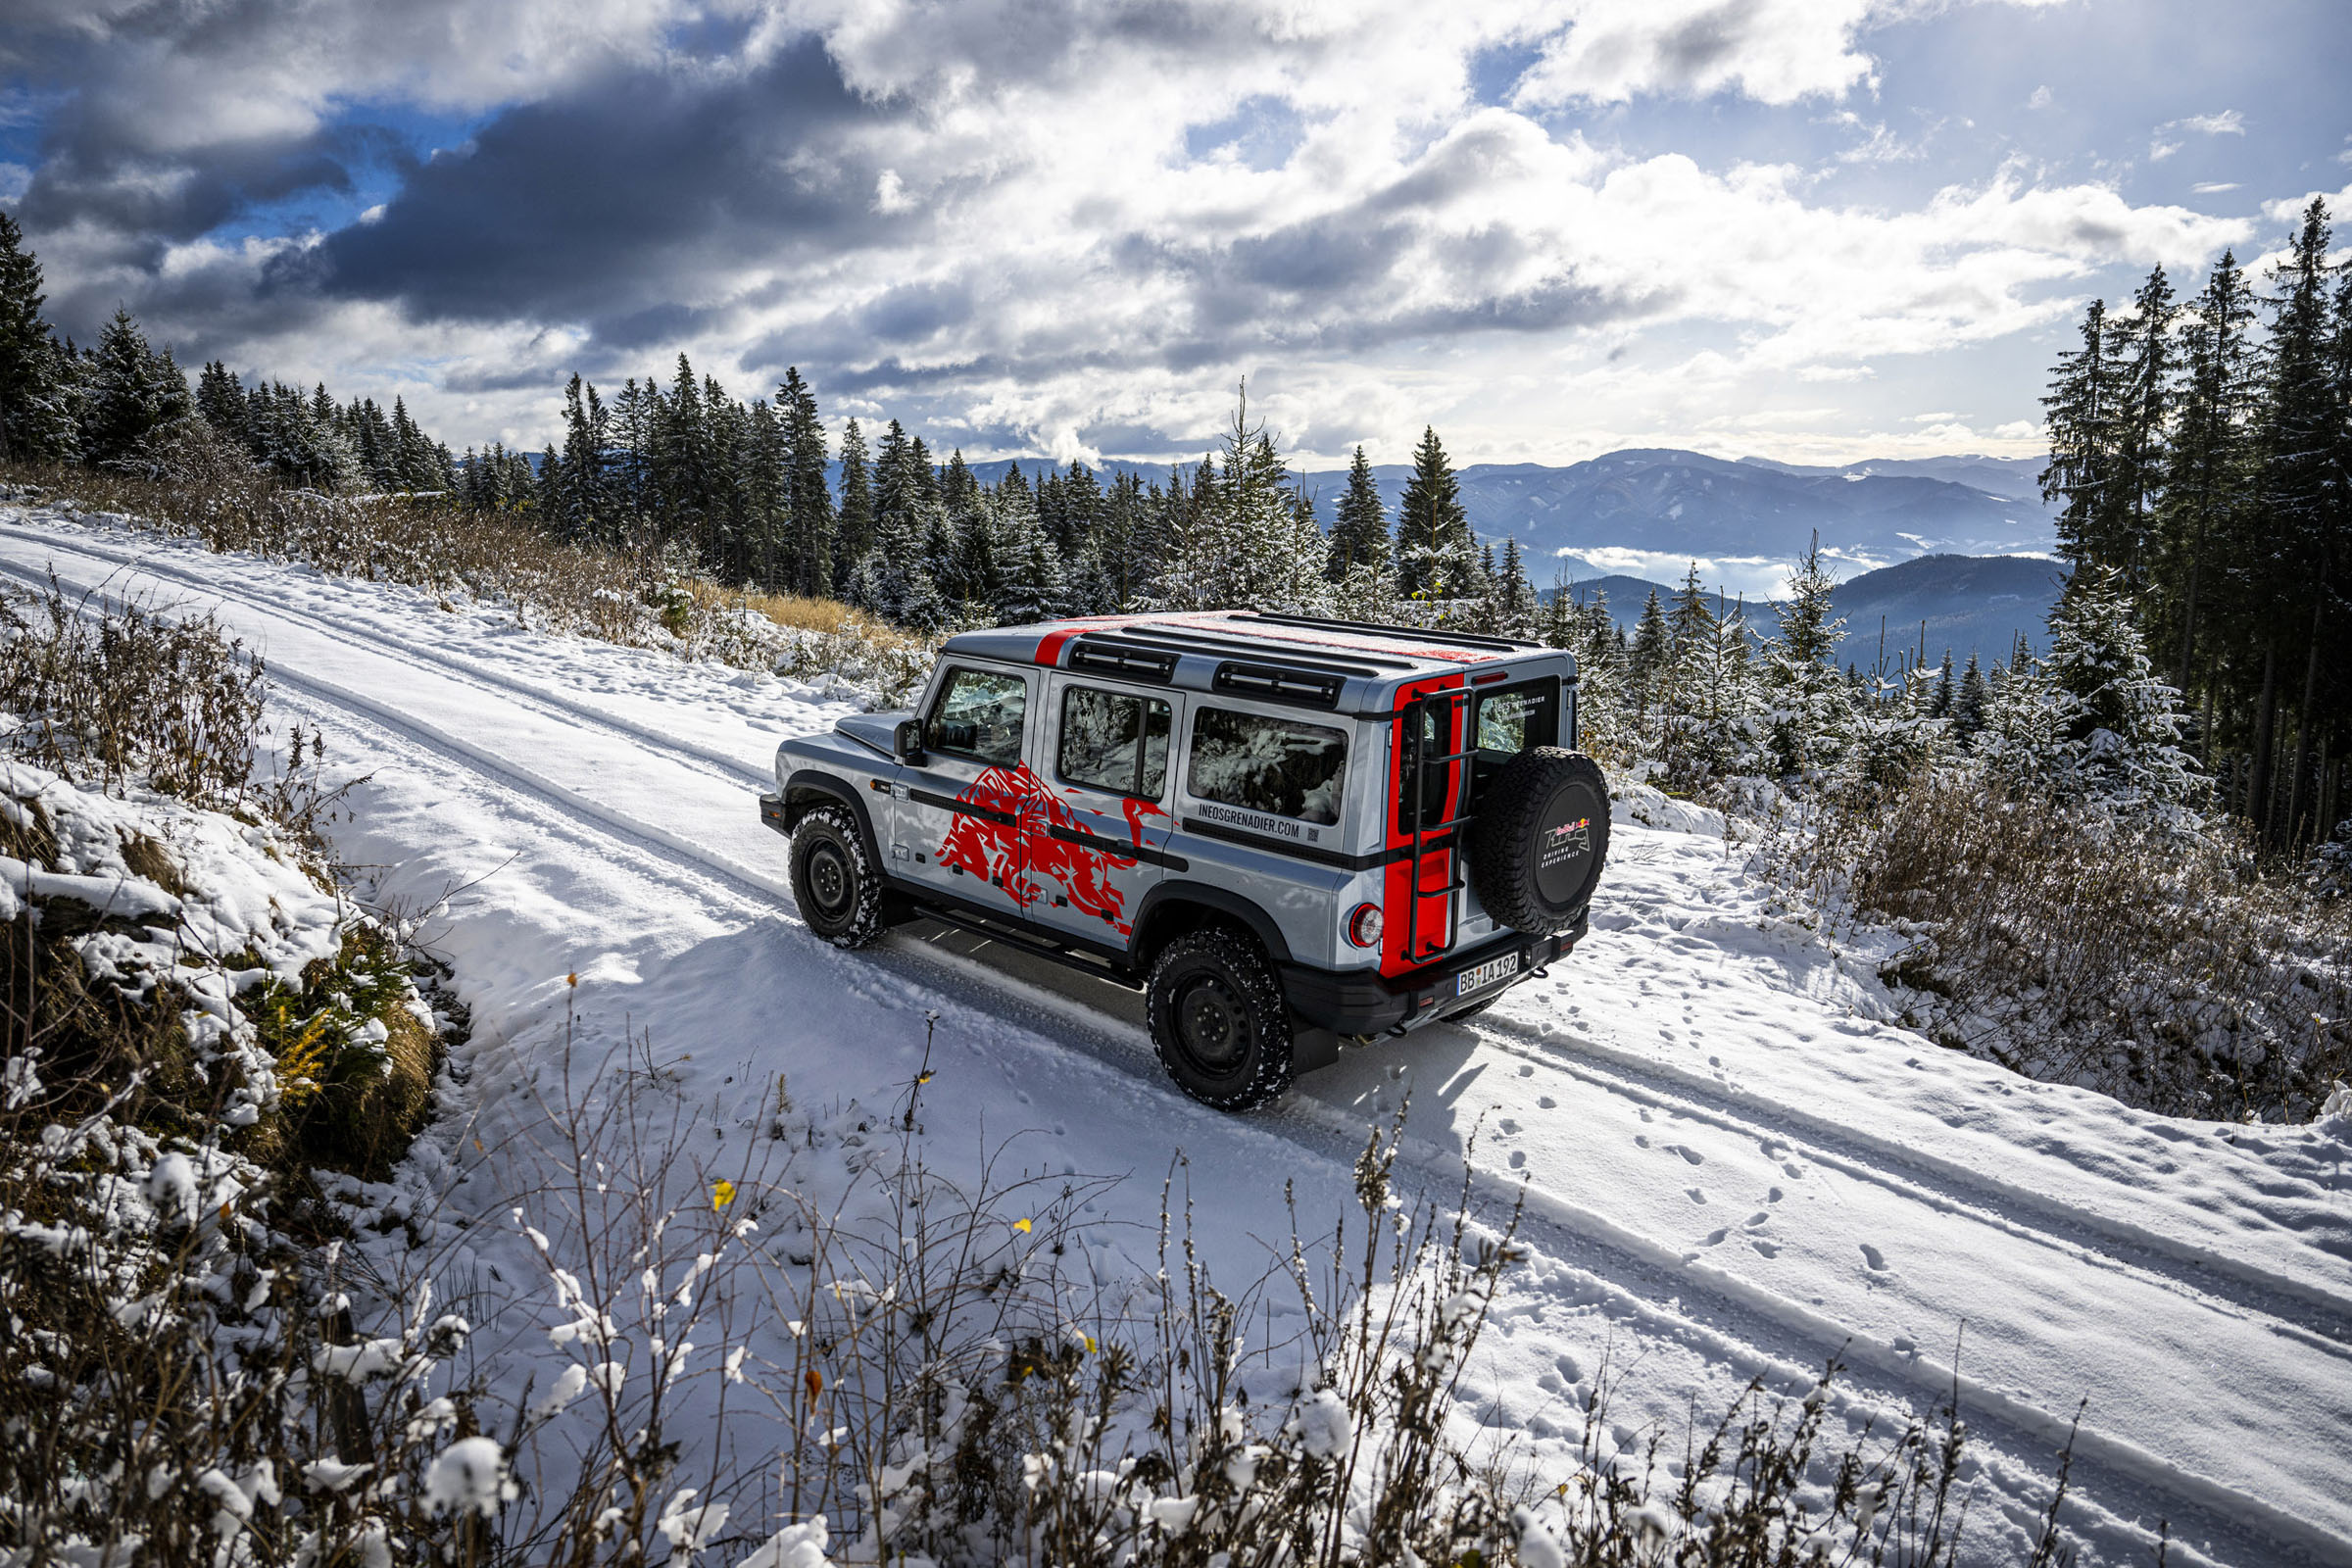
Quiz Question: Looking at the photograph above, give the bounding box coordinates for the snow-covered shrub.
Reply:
[1772,768,2351,1121]
[0,589,469,1562]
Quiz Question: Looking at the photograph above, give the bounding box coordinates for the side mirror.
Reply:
[893,719,927,766]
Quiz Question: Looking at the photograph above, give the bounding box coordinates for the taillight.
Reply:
[1347,902,1383,949]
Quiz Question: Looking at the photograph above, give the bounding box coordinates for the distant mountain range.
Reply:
[961,447,2056,570]
[953,446,2058,661]
[1553,553,2069,664]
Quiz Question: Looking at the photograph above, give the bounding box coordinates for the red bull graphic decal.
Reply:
[935,763,1164,936]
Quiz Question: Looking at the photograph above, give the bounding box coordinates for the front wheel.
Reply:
[790,804,886,948]
[1146,928,1295,1111]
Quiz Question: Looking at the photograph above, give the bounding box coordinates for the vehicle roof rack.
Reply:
[1066,638,1178,682]
[1211,661,1346,709]
[1105,624,1410,675]
[1228,610,1544,654]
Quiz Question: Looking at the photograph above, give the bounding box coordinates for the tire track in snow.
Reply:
[0,522,2338,1566]
[0,521,780,790]
[1457,1011,2352,1350]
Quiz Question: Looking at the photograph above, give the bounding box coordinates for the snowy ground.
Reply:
[4,507,2348,1567]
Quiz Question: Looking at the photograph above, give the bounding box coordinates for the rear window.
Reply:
[1476,682,1558,755]
[1186,708,1348,825]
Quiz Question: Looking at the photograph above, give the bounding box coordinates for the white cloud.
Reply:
[2152,109,2245,160]
[2175,110,2245,137]
[1510,0,2065,109]
[2027,84,2051,110]
[2190,182,2239,195]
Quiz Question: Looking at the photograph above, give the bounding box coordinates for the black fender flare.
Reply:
[1130,881,1294,970]
[783,769,885,866]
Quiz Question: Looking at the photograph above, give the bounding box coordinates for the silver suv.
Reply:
[759,611,1609,1109]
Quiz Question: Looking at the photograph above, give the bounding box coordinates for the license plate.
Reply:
[1455,951,1521,997]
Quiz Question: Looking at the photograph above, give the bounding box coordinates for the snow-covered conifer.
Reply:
[2043,568,2200,808]
[1761,540,1851,778]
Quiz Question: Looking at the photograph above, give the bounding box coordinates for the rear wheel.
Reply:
[1146,928,1294,1111]
[790,804,885,948]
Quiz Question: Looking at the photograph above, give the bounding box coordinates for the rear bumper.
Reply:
[1279,909,1589,1037]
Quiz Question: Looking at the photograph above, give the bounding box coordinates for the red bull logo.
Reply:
[936,763,1165,936]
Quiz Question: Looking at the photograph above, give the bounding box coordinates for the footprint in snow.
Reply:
[1666,1145,1704,1165]
[1702,1228,1728,1247]
[1859,1244,1888,1271]
[1686,1188,1706,1204]
[1509,1151,1527,1169]
[1750,1240,1781,1258]
[1745,1211,1770,1228]
[1538,1096,1556,1109]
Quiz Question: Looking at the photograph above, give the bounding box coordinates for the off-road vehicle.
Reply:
[759,611,1608,1110]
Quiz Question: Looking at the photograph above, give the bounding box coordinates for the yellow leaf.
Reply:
[566,971,578,988]
[1013,1217,1032,1234]
[712,1180,736,1209]
[1083,1335,1097,1354]
[916,1071,934,1085]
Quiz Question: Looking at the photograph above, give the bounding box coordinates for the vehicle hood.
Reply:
[834,711,910,758]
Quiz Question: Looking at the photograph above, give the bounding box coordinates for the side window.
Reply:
[1057,686,1173,799]
[925,667,1028,766]
[1187,708,1348,825]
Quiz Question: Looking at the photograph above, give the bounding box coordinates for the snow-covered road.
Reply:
[8,510,2348,1567]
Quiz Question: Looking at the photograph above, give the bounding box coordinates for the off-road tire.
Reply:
[791,804,886,948]
[1467,749,1608,936]
[1147,927,1295,1111]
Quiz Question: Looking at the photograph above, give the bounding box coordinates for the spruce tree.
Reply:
[1493,537,1538,638]
[1327,444,1387,582]
[2252,199,2347,845]
[1628,588,1671,709]
[777,368,832,596]
[0,213,64,463]
[2104,265,2177,583]
[82,308,186,466]
[2041,297,2118,567]
[1930,650,1954,719]
[558,373,609,542]
[195,361,246,446]
[1762,539,1851,778]
[1952,651,1988,750]
[2156,250,2258,690]
[835,418,873,591]
[1393,426,1475,605]
[2043,569,2198,808]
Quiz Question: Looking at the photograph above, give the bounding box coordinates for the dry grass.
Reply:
[1771,768,2352,1122]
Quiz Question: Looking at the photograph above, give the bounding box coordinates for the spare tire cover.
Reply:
[1465,749,1609,936]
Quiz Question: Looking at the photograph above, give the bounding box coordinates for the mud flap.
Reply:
[1292,1025,1344,1074]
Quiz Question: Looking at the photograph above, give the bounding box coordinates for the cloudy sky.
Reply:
[2,0,2343,468]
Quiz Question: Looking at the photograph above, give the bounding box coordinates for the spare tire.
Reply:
[1466,749,1608,935]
